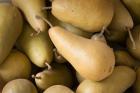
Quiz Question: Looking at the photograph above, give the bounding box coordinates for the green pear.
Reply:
[16,23,53,68]
[48,12,93,38]
[105,0,133,43]
[33,63,73,90]
[127,25,140,61]
[12,0,47,33]
[51,0,114,32]
[115,50,138,68]
[0,3,23,64]
[43,85,74,93]
[76,66,136,93]
[49,26,115,81]
[123,0,140,22]
[133,67,140,93]
[2,79,37,93]
[0,50,31,83]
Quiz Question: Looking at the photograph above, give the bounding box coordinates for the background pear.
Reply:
[43,85,74,93]
[127,25,140,61]
[2,79,37,93]
[33,63,73,90]
[76,66,136,93]
[133,67,140,93]
[0,3,23,64]
[48,12,93,38]
[12,0,47,33]
[51,0,114,32]
[49,26,115,81]
[105,0,133,43]
[123,0,140,23]
[0,50,31,83]
[16,23,53,68]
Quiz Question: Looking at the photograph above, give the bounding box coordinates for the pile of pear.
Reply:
[1,0,140,93]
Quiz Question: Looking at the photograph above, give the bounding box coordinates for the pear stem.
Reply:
[127,27,136,49]
[42,7,52,10]
[31,75,41,79]
[35,15,53,28]
[45,62,52,70]
[30,30,40,37]
[98,26,106,38]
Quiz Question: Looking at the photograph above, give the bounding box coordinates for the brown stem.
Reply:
[45,62,52,70]
[127,27,136,49]
[42,7,52,10]
[31,75,41,79]
[35,15,53,28]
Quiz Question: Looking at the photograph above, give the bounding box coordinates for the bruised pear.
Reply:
[51,0,114,32]
[105,0,133,43]
[133,67,140,93]
[43,85,74,93]
[48,12,93,38]
[0,50,31,83]
[49,26,115,81]
[76,66,136,93]
[127,25,140,61]
[115,50,138,68]
[2,79,37,93]
[0,3,23,64]
[33,63,73,90]
[123,0,140,22]
[12,0,47,33]
[16,23,53,67]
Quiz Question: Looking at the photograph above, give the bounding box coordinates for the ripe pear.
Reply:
[48,12,93,38]
[76,66,136,93]
[33,63,73,90]
[51,0,114,32]
[105,0,133,43]
[0,3,23,64]
[2,79,37,93]
[12,0,47,33]
[115,50,138,68]
[43,85,74,93]
[76,72,85,83]
[49,26,115,81]
[123,0,140,22]
[0,50,31,83]
[16,23,53,68]
[127,25,140,61]
[133,67,140,93]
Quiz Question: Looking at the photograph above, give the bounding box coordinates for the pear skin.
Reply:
[34,63,73,90]
[0,3,23,64]
[51,0,114,32]
[16,23,53,68]
[76,66,136,93]
[49,26,115,81]
[12,0,47,33]
[0,50,31,84]
[43,85,74,93]
[2,79,37,93]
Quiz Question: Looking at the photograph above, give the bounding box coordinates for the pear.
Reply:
[0,50,31,83]
[48,12,93,38]
[127,25,140,61]
[16,23,53,68]
[0,3,23,64]
[48,26,115,81]
[2,79,37,93]
[33,63,73,90]
[43,85,74,93]
[133,67,140,93]
[76,72,85,83]
[51,0,114,32]
[11,0,47,33]
[76,66,136,93]
[115,50,138,68]
[105,0,133,43]
[123,0,140,22]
